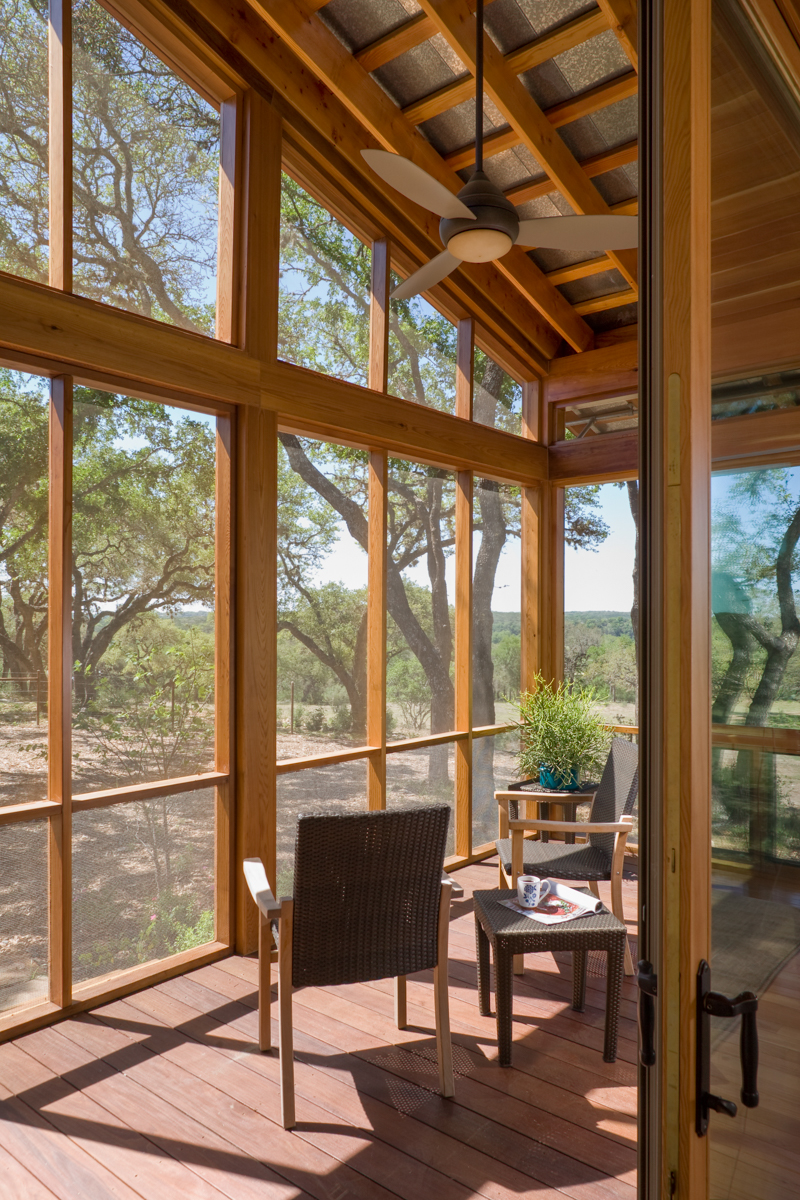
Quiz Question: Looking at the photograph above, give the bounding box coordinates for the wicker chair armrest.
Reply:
[508,817,633,834]
[444,873,464,897]
[243,857,283,919]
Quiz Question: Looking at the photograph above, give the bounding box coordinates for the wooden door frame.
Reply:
[640,0,712,1195]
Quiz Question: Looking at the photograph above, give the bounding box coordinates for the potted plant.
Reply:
[516,673,610,790]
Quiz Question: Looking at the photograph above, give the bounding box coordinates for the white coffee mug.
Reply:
[517,875,552,909]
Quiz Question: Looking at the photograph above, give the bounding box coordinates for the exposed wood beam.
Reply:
[547,339,638,402]
[402,9,608,126]
[505,139,638,207]
[356,12,434,73]
[552,405,800,484]
[264,360,548,484]
[547,256,614,285]
[166,0,555,369]
[0,271,546,484]
[444,73,638,170]
[548,428,637,482]
[573,286,638,315]
[250,0,594,350]
[354,0,498,75]
[280,127,550,376]
[420,0,637,290]
[596,0,639,71]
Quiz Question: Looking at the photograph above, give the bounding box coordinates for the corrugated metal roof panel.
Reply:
[584,301,638,332]
[557,268,628,304]
[320,0,421,53]
[485,0,598,54]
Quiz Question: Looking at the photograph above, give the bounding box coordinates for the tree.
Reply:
[0,372,216,702]
[0,0,220,329]
[712,470,800,727]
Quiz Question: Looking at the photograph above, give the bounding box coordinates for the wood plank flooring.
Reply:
[0,859,639,1199]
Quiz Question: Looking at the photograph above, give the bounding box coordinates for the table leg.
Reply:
[604,936,625,1063]
[475,917,491,1016]
[573,949,587,1012]
[495,943,514,1067]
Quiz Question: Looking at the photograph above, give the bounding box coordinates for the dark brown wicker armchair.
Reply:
[244,805,455,1129]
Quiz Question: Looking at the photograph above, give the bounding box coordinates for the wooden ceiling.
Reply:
[241,0,641,367]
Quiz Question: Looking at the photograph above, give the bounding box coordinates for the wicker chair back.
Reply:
[290,805,450,988]
[588,737,639,860]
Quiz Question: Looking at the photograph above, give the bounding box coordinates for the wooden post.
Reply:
[368,238,390,810]
[48,0,71,291]
[235,90,281,952]
[216,96,242,345]
[455,318,474,856]
[235,406,277,951]
[215,413,235,948]
[369,238,390,393]
[48,376,72,1007]
[367,451,387,810]
[290,681,294,733]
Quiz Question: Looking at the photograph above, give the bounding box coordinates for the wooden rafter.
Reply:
[355,12,434,72]
[443,72,638,167]
[401,9,608,126]
[573,287,638,315]
[506,139,638,206]
[353,0,498,74]
[169,0,556,367]
[596,0,639,71]
[250,0,594,350]
[418,0,638,291]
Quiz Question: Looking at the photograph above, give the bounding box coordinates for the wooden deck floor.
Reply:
[0,859,639,1200]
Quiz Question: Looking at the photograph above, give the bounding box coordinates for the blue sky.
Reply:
[314,482,637,614]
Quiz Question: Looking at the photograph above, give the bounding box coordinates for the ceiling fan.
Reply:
[361,0,637,301]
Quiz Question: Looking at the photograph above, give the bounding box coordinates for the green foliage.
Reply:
[77,615,214,780]
[137,893,214,961]
[564,486,610,551]
[516,673,611,784]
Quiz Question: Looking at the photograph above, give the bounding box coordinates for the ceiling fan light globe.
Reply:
[447,227,513,262]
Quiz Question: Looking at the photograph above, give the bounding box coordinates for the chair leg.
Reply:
[394,976,407,1030]
[434,880,455,1098]
[278,899,295,1129]
[588,880,601,900]
[610,872,634,975]
[258,911,272,1052]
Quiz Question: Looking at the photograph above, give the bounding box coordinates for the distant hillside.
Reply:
[491,612,521,637]
[565,611,633,638]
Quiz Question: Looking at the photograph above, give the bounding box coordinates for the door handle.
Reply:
[636,959,657,1067]
[696,959,759,1136]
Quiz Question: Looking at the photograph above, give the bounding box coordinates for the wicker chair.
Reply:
[244,805,455,1129]
[494,737,639,974]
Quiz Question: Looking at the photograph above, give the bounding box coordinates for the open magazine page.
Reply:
[501,881,603,925]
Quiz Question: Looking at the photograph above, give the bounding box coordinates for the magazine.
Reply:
[500,880,603,925]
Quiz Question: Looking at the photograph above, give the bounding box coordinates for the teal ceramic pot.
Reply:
[539,764,581,791]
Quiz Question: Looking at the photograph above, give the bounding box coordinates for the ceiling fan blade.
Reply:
[516,215,638,251]
[361,150,475,221]
[391,251,462,300]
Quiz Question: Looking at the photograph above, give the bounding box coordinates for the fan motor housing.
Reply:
[440,170,520,259]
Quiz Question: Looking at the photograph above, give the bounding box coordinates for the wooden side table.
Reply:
[473,888,626,1067]
[507,779,598,843]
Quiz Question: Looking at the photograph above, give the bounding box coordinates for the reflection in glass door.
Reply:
[709,2,800,1193]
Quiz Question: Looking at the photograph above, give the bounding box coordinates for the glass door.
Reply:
[708,4,800,1192]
